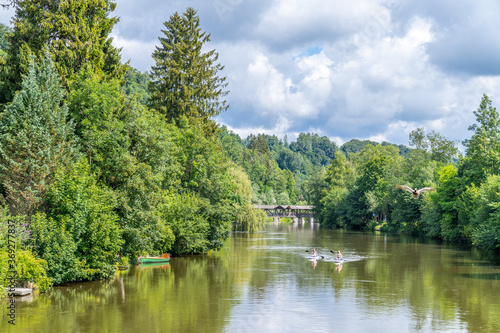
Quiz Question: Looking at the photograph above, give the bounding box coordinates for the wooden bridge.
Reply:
[254,205,315,223]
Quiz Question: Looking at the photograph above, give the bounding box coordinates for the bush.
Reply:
[31,159,123,285]
[0,207,51,293]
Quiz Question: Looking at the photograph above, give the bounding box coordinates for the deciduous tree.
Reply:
[460,94,500,185]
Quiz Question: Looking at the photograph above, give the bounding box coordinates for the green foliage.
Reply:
[220,128,335,206]
[68,69,128,182]
[173,119,239,250]
[149,7,228,127]
[325,151,354,188]
[0,23,10,64]
[11,249,51,291]
[303,168,329,217]
[67,69,238,256]
[159,192,209,254]
[433,165,465,241]
[318,138,442,233]
[340,139,377,155]
[389,191,425,235]
[320,151,353,228]
[314,95,500,253]
[346,156,390,229]
[248,134,271,156]
[220,128,246,165]
[420,165,460,239]
[229,165,267,232]
[341,139,411,158]
[123,65,150,104]
[0,207,51,292]
[1,0,124,103]
[31,159,123,285]
[460,94,500,185]
[319,186,348,228]
[68,70,181,256]
[409,127,458,163]
[289,133,337,165]
[471,175,500,250]
[0,53,77,218]
[31,212,84,285]
[0,23,10,48]
[0,251,6,297]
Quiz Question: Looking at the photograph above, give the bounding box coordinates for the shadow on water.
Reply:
[450,261,499,267]
[2,224,500,333]
[458,273,500,280]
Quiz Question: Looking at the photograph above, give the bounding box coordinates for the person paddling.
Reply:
[336,250,342,260]
[312,248,317,257]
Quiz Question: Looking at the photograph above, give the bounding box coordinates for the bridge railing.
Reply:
[254,205,315,218]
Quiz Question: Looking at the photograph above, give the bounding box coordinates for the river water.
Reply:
[2,223,500,333]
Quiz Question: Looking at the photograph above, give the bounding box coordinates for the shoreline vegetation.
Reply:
[0,2,498,295]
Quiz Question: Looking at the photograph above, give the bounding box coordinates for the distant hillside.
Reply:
[341,139,411,157]
[220,128,413,206]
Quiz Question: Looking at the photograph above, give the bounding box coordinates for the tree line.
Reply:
[310,97,500,253]
[0,3,265,292]
[220,130,341,206]
[1,1,498,295]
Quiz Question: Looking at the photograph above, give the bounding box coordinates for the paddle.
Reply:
[305,250,324,259]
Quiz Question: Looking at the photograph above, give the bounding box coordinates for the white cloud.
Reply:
[110,32,157,71]
[254,0,391,47]
[216,41,334,126]
[220,115,294,141]
[0,6,14,26]
[4,0,500,148]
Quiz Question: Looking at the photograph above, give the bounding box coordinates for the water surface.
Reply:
[3,223,500,332]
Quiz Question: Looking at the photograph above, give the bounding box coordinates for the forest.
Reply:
[0,1,499,294]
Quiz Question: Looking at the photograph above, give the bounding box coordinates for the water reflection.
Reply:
[1,225,499,333]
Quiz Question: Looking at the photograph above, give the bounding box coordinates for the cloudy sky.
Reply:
[2,0,500,147]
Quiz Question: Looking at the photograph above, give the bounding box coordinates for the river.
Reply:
[2,223,500,333]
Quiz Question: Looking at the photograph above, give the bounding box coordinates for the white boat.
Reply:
[307,254,324,260]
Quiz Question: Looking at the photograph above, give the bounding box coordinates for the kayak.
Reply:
[333,259,344,264]
[308,255,324,260]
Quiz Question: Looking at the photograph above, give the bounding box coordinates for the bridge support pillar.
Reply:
[293,217,299,224]
[299,217,305,225]
[310,217,314,224]
[273,217,280,224]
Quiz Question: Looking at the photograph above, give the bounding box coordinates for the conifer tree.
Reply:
[0,0,124,103]
[0,52,77,218]
[148,7,229,126]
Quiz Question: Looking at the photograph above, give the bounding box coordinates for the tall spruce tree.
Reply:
[0,0,124,103]
[148,7,229,127]
[0,53,77,218]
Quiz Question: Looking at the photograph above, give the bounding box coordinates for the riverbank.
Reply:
[2,224,499,332]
